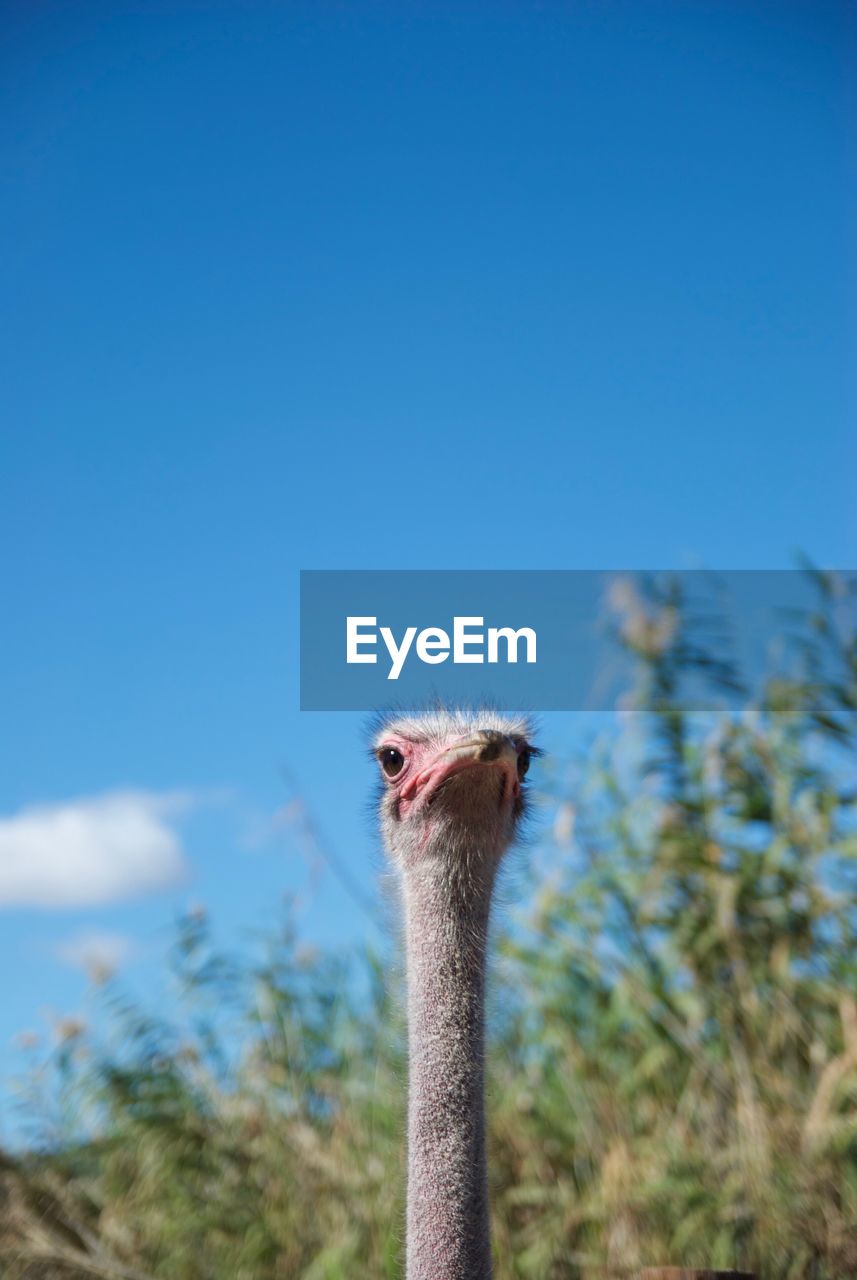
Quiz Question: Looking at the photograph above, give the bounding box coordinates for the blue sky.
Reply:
[0,1,853,1135]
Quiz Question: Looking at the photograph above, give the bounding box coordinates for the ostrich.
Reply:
[373,707,538,1280]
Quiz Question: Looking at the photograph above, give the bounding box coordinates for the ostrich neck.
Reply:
[403,856,496,1280]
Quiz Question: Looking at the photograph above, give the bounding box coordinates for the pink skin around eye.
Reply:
[383,737,520,820]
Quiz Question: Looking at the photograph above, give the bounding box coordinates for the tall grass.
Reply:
[2,572,856,1278]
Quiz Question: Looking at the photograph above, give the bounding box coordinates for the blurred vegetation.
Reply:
[2,571,856,1279]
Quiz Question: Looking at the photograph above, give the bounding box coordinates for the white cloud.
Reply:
[56,930,134,974]
[0,791,193,908]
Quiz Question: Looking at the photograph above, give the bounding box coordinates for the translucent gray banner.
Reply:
[299,569,855,712]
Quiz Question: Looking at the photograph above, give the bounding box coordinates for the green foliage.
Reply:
[2,572,856,1278]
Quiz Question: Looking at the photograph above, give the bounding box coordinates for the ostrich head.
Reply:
[372,707,537,875]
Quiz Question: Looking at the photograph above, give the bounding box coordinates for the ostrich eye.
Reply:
[379,746,405,778]
[517,749,531,780]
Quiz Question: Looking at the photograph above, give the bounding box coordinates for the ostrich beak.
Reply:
[401,731,519,807]
[440,731,518,767]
